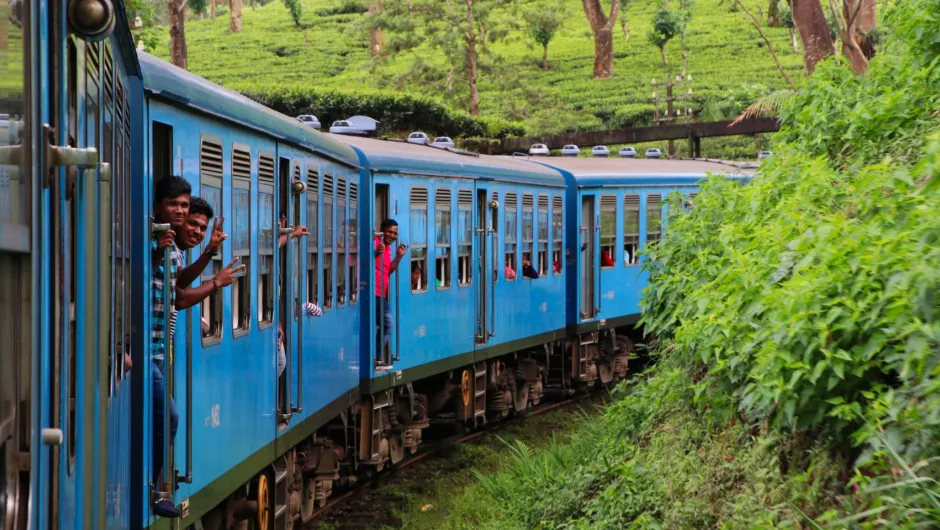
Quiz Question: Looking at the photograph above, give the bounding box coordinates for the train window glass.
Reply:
[435,188,452,290]
[552,196,563,274]
[646,194,662,247]
[258,153,276,326]
[232,145,251,335]
[306,168,319,306]
[337,177,347,306]
[521,193,534,278]
[686,192,697,210]
[457,189,472,286]
[600,195,617,268]
[200,137,224,344]
[349,181,359,304]
[410,187,429,292]
[624,194,640,266]
[537,195,549,275]
[504,193,517,279]
[323,175,334,309]
[118,77,132,390]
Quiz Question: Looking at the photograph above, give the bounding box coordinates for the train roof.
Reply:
[527,157,756,187]
[336,136,566,187]
[136,51,360,168]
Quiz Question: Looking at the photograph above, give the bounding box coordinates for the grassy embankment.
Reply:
[359,1,939,528]
[149,0,803,158]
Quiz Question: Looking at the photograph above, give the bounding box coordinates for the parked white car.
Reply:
[645,148,663,159]
[592,145,610,157]
[408,132,430,145]
[759,150,772,160]
[329,120,363,135]
[560,144,580,157]
[432,136,455,149]
[529,143,550,156]
[618,146,637,158]
[296,114,321,129]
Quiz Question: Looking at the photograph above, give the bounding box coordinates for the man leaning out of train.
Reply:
[375,219,407,366]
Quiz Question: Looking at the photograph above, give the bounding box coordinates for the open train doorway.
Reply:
[372,183,392,366]
[580,195,596,320]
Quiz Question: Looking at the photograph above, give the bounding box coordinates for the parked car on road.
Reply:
[759,150,772,160]
[618,146,637,158]
[407,132,430,145]
[560,144,580,157]
[529,143,550,156]
[296,114,321,129]
[329,120,364,135]
[432,136,455,149]
[645,148,663,159]
[592,145,610,157]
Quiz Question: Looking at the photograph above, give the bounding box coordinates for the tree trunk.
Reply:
[210,0,215,21]
[542,43,548,70]
[791,0,833,74]
[660,47,668,67]
[169,0,188,69]
[369,1,384,57]
[681,49,687,77]
[844,0,876,62]
[229,0,242,32]
[582,0,621,78]
[767,0,781,26]
[465,0,479,115]
[789,26,798,52]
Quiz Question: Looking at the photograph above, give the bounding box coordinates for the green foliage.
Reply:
[190,0,207,16]
[282,0,302,26]
[151,0,804,152]
[647,8,684,59]
[524,8,564,54]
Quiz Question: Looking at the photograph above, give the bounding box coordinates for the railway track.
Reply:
[303,393,597,528]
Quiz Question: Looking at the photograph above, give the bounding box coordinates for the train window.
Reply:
[457,189,472,286]
[537,195,549,276]
[232,145,251,335]
[306,167,319,306]
[686,192,697,210]
[323,175,334,309]
[200,136,224,344]
[624,194,640,266]
[435,187,452,290]
[646,193,662,247]
[349,181,359,304]
[410,187,429,292]
[504,193,517,280]
[258,153,276,326]
[521,193,534,278]
[600,195,617,268]
[552,196,563,274]
[337,177,347,306]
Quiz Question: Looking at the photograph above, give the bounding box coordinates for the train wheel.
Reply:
[389,434,405,465]
[256,475,270,530]
[513,382,529,415]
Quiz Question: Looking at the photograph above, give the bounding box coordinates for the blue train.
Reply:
[0,0,753,528]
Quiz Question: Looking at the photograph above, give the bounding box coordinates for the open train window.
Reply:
[600,195,617,268]
[410,187,429,292]
[200,136,224,345]
[537,195,549,275]
[624,194,640,266]
[306,167,319,306]
[323,174,334,309]
[349,181,359,304]
[646,194,662,248]
[232,145,251,335]
[686,192,697,210]
[258,153,276,326]
[337,177,347,306]
[552,196,562,274]
[457,189,472,286]
[434,187,452,290]
[521,193,534,279]
[504,193,517,280]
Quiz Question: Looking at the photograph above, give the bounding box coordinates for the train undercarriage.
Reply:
[192,328,637,530]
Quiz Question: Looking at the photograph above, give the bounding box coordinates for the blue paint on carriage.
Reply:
[137,51,360,169]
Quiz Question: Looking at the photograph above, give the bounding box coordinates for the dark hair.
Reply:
[380,219,398,231]
[188,197,214,220]
[154,175,191,206]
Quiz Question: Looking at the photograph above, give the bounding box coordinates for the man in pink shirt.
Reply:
[375,219,407,364]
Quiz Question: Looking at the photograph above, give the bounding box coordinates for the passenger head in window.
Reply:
[601,249,614,267]
[176,197,215,251]
[411,262,422,290]
[504,256,516,281]
[154,175,191,231]
[521,253,539,279]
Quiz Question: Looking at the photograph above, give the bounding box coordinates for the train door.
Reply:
[474,187,495,343]
[372,180,398,366]
[1,0,35,526]
[277,156,303,427]
[580,194,597,320]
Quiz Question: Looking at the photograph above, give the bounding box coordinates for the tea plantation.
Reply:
[146,0,803,141]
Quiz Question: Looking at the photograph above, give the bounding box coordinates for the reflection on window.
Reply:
[435,188,452,289]
[552,196,563,274]
[646,193,662,248]
[624,194,640,265]
[504,193,517,280]
[410,187,428,292]
[457,189,472,286]
[600,195,616,268]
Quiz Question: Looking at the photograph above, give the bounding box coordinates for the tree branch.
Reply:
[735,0,796,88]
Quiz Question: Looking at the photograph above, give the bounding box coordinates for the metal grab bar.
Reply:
[595,222,602,316]
[177,248,193,485]
[279,226,294,415]
[294,234,303,414]
[150,221,173,497]
[489,227,497,338]
[393,241,400,362]
[373,231,387,366]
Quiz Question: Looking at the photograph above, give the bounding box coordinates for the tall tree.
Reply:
[369,1,385,56]
[210,0,215,20]
[835,0,876,73]
[525,10,564,70]
[767,0,781,26]
[229,0,242,32]
[791,0,833,74]
[168,0,188,69]
[582,0,621,78]
[283,0,302,27]
[647,8,683,68]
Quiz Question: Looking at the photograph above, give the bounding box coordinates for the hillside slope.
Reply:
[150,0,802,136]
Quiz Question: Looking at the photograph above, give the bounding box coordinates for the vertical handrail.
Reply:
[595,221,602,315]
[150,221,173,497]
[393,241,400,362]
[279,225,294,415]
[177,246,193,485]
[294,234,303,413]
[579,225,589,319]
[373,231,386,366]
[489,225,497,338]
